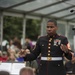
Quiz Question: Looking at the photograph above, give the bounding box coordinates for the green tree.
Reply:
[3,16,40,41]
[3,16,23,40]
[26,19,41,40]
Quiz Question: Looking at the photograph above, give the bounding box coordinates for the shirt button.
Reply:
[48,50,50,52]
[48,47,50,49]
[48,54,50,56]
[48,43,51,45]
[49,40,51,42]
[49,38,52,42]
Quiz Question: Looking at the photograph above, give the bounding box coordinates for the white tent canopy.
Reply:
[0,0,75,22]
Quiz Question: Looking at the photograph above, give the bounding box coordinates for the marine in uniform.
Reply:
[20,19,72,75]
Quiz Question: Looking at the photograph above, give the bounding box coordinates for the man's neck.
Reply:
[47,33,57,38]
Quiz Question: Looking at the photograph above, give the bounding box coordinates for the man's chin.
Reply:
[48,33,53,36]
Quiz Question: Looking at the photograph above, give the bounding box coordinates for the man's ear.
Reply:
[56,26,58,30]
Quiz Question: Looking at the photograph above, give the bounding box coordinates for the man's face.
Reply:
[46,22,58,36]
[21,71,32,75]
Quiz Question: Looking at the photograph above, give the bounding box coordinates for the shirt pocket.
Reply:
[40,41,47,50]
[40,43,48,53]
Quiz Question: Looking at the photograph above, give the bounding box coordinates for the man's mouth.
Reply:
[48,31,52,33]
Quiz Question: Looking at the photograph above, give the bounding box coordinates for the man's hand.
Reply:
[60,44,69,53]
[19,49,27,57]
[71,52,75,63]
[72,56,75,63]
[19,49,30,57]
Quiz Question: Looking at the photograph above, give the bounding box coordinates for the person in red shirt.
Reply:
[0,51,2,61]
[2,51,8,62]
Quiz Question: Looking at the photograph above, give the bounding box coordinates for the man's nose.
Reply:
[48,27,51,30]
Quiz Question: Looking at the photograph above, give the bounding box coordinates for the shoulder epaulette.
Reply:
[58,34,66,38]
[39,35,47,38]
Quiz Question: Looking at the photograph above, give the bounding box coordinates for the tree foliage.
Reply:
[3,16,40,41]
[26,19,40,40]
[3,16,23,40]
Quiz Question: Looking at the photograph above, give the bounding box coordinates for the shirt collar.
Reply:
[47,33,57,38]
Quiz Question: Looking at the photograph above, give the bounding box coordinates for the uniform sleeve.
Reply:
[23,38,41,61]
[63,37,72,60]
